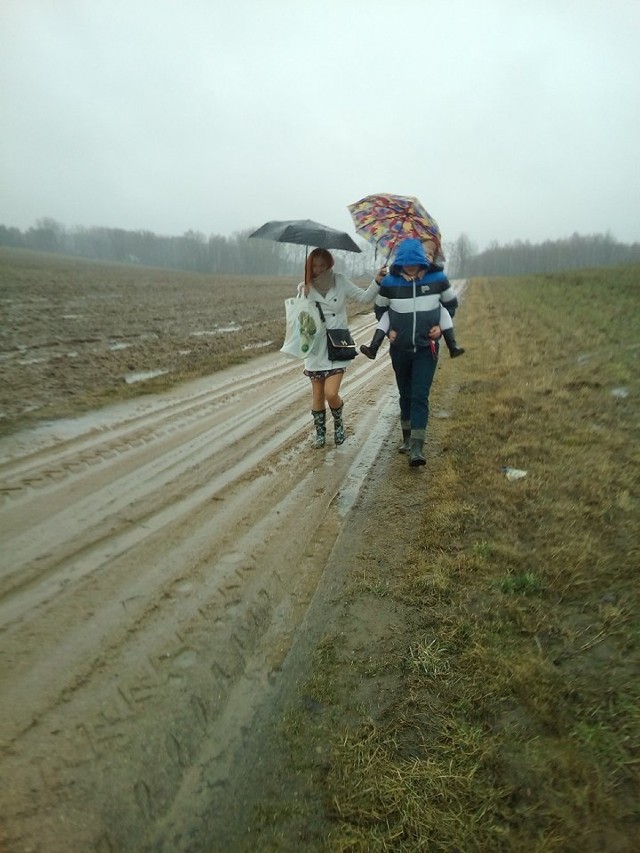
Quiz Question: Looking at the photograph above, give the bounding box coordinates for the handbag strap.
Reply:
[315,301,327,325]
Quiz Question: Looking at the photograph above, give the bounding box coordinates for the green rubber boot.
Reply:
[330,403,345,445]
[312,409,326,448]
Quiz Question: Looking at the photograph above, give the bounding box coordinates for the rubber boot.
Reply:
[398,420,411,454]
[442,327,465,358]
[312,409,326,448]
[360,328,386,360]
[409,430,426,467]
[330,403,345,445]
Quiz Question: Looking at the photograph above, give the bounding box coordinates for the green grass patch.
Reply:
[498,571,544,596]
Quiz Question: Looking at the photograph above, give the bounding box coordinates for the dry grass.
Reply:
[265,266,640,852]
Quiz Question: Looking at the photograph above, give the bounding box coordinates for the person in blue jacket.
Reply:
[360,236,464,360]
[371,238,460,467]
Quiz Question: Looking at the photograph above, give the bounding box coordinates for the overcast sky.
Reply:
[1,0,639,251]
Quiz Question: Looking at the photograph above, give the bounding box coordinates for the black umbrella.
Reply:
[248,219,361,253]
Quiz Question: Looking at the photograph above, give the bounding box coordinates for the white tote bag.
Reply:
[280,296,322,360]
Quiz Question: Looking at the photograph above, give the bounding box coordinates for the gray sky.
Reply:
[1,0,639,251]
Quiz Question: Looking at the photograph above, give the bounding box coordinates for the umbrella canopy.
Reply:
[347,193,441,262]
[249,219,361,253]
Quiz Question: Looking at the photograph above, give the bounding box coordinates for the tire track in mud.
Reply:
[0,358,296,500]
[0,326,401,852]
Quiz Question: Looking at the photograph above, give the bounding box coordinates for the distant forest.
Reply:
[452,232,640,278]
[1,218,639,279]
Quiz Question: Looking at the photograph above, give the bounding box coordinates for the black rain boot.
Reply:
[360,328,386,360]
[398,420,411,454]
[312,409,326,448]
[442,327,465,358]
[409,430,426,467]
[330,403,345,445]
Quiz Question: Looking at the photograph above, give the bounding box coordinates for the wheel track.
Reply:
[0,358,299,501]
[0,350,389,608]
[0,314,378,495]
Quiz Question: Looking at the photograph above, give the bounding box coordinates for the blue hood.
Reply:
[389,238,429,275]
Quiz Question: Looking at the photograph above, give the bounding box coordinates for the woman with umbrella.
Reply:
[299,248,380,448]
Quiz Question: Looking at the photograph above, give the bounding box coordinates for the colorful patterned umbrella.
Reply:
[347,192,442,262]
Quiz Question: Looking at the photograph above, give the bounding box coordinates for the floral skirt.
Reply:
[303,367,346,381]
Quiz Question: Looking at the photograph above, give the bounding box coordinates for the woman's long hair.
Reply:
[304,247,334,292]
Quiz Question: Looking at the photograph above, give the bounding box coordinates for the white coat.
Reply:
[296,272,379,371]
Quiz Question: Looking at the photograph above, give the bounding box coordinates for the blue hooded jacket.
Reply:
[376,238,459,352]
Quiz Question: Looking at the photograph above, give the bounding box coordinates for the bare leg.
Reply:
[323,372,344,410]
[311,377,326,410]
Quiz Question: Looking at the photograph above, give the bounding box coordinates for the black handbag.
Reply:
[316,302,357,361]
[326,328,357,360]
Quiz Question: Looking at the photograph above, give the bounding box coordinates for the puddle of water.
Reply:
[242,340,273,351]
[172,649,198,669]
[611,387,629,398]
[191,325,241,337]
[123,369,169,384]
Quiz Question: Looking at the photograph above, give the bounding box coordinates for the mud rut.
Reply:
[0,313,400,852]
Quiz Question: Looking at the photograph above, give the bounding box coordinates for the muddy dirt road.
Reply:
[0,310,404,851]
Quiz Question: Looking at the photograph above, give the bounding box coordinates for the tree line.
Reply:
[1,219,638,279]
[0,218,301,276]
[0,218,378,279]
[446,231,640,278]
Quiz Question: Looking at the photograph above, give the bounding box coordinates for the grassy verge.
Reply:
[259,266,640,851]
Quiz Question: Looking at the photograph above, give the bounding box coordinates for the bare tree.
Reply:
[447,233,477,277]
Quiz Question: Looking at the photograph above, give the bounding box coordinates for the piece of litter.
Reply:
[501,466,527,481]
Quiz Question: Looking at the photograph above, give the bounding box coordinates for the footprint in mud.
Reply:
[134,779,153,820]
